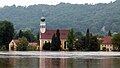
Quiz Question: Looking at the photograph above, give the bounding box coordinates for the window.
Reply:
[64,41,67,49]
[40,25,45,28]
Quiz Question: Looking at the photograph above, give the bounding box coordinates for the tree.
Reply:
[37,31,40,42]
[18,30,23,38]
[67,28,75,51]
[108,30,112,36]
[51,29,61,51]
[56,29,61,50]
[89,36,99,51]
[23,30,35,42]
[85,28,90,50]
[79,29,99,51]
[0,20,14,50]
[51,34,57,51]
[75,32,83,39]
[16,37,29,51]
[75,39,82,50]
[43,41,51,50]
[112,33,120,51]
[18,30,35,42]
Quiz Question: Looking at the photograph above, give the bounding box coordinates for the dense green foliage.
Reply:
[14,30,36,42]
[75,29,99,51]
[0,20,14,50]
[0,0,120,35]
[27,45,37,51]
[67,29,75,51]
[16,37,29,51]
[16,37,37,51]
[112,33,120,51]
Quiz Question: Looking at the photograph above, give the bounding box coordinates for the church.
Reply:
[39,17,69,50]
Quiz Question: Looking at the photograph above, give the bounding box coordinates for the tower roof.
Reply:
[41,17,45,22]
[41,17,45,19]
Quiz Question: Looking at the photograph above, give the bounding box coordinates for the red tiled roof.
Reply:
[97,38,103,40]
[13,39,20,43]
[41,30,69,39]
[102,36,112,44]
[29,42,38,46]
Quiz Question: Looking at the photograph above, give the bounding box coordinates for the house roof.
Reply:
[12,39,20,43]
[41,30,69,39]
[102,36,112,44]
[97,38,103,40]
[29,42,38,46]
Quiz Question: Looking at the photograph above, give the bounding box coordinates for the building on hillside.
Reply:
[40,30,69,50]
[9,39,39,51]
[9,39,19,51]
[98,36,113,51]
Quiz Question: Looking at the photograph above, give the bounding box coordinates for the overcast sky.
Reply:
[0,0,116,7]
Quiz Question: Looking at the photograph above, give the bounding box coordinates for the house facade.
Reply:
[40,30,69,50]
[9,39,19,51]
[99,36,113,51]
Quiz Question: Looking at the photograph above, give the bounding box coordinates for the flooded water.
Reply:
[0,51,120,68]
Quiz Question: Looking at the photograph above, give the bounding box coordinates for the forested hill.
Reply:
[0,0,120,35]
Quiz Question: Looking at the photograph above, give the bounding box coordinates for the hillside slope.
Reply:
[0,0,120,34]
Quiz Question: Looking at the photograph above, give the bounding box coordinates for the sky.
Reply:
[0,0,116,7]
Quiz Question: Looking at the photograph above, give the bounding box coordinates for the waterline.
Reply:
[0,51,120,59]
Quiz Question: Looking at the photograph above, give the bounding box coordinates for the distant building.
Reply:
[9,39,39,51]
[98,36,113,51]
[9,39,19,51]
[40,29,69,50]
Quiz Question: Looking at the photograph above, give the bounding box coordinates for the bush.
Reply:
[43,41,51,51]
[27,45,36,51]
[0,45,7,51]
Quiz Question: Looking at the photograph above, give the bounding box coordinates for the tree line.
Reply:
[67,28,99,51]
[1,20,120,51]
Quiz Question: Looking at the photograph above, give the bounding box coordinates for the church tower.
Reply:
[40,17,46,50]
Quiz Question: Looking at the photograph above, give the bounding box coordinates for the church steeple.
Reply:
[40,17,46,33]
[39,17,46,50]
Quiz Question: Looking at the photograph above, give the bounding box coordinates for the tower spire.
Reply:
[39,17,46,51]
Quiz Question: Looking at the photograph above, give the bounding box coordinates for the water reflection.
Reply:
[40,57,120,68]
[40,58,67,68]
[0,58,39,68]
[0,57,120,68]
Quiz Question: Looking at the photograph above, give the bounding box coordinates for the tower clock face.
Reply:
[40,22,46,33]
[40,28,46,33]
